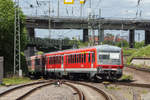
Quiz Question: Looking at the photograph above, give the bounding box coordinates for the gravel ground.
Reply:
[86,82,150,100]
[123,67,150,84]
[25,84,79,100]
[0,84,45,100]
[121,67,150,100]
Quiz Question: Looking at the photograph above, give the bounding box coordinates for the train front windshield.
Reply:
[98,51,121,65]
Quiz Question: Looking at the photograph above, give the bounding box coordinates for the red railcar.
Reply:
[44,45,123,79]
[27,55,45,78]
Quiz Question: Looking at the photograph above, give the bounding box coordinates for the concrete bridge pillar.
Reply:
[27,28,35,37]
[145,30,150,45]
[98,28,104,45]
[129,30,135,48]
[26,28,36,57]
[83,29,89,42]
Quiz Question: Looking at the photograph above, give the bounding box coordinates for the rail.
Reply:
[0,80,53,97]
[64,82,85,100]
[16,82,54,100]
[66,81,112,100]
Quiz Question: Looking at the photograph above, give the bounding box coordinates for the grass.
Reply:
[125,45,150,65]
[1,77,32,86]
[123,48,138,56]
[106,86,121,90]
[120,74,133,81]
[141,90,149,94]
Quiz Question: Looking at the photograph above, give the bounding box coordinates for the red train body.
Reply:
[27,45,124,80]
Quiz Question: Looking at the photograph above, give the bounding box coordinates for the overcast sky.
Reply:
[19,0,148,41]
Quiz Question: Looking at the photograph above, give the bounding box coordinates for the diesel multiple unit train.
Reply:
[27,45,124,80]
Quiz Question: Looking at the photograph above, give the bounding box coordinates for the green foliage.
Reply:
[78,41,89,48]
[116,40,129,47]
[36,51,44,55]
[126,45,150,65]
[121,74,133,81]
[123,48,137,55]
[2,77,31,86]
[106,86,121,90]
[134,41,145,48]
[0,0,27,76]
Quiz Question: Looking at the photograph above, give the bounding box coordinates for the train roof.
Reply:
[44,45,122,55]
[95,45,121,52]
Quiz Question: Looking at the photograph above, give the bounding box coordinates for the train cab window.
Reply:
[35,58,40,65]
[98,52,121,65]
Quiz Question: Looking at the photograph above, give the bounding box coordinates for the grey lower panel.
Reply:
[46,68,97,73]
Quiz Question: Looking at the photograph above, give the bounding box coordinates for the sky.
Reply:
[18,0,149,41]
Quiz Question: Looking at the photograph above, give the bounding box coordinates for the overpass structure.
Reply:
[25,16,150,55]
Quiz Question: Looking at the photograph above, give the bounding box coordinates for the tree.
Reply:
[0,0,27,76]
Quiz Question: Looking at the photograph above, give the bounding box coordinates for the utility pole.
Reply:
[80,4,83,17]
[14,0,22,77]
[48,0,51,39]
[88,0,92,46]
[58,0,60,17]
[99,8,101,17]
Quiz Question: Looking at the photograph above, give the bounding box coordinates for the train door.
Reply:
[86,52,94,68]
[61,55,64,69]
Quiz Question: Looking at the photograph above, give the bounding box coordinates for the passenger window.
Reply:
[82,54,84,63]
[51,57,53,64]
[79,54,81,63]
[92,53,95,62]
[88,53,91,62]
[59,56,61,64]
[49,57,51,64]
[73,55,75,63]
[62,56,63,64]
[75,54,76,63]
[84,54,86,63]
[66,56,67,64]
[68,55,70,64]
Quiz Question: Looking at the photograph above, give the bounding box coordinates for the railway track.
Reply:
[126,65,150,73]
[0,80,54,100]
[64,82,85,100]
[65,80,112,100]
[0,79,86,100]
[110,81,150,88]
